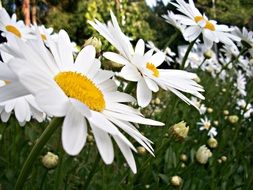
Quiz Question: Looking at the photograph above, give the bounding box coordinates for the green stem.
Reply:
[161,95,179,124]
[14,117,63,190]
[54,148,64,189]
[164,30,180,48]
[160,99,172,122]
[181,38,198,69]
[83,153,100,190]
[199,58,207,69]
[165,99,179,125]
[39,169,48,190]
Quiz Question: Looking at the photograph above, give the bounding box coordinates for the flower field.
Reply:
[0,0,252,189]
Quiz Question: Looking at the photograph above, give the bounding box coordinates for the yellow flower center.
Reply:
[54,71,105,112]
[146,63,159,77]
[204,122,211,130]
[194,16,215,31]
[41,34,47,41]
[5,25,21,38]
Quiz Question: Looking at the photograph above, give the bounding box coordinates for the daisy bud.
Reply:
[87,134,94,142]
[180,154,188,162]
[181,163,186,168]
[204,50,214,59]
[228,115,239,124]
[196,145,212,164]
[84,37,102,53]
[221,156,227,162]
[207,108,213,113]
[0,134,2,141]
[42,152,59,169]
[155,98,161,105]
[207,137,218,148]
[169,121,189,142]
[223,110,229,116]
[145,184,150,189]
[137,146,146,155]
[213,120,219,126]
[217,159,222,164]
[222,88,227,92]
[170,176,183,187]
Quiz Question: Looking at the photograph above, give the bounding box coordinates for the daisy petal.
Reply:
[35,88,69,117]
[91,124,114,164]
[135,39,145,56]
[149,51,165,67]
[113,136,137,173]
[14,99,28,123]
[103,52,130,66]
[137,78,152,107]
[74,45,96,74]
[62,106,87,156]
[69,98,91,118]
[120,65,141,82]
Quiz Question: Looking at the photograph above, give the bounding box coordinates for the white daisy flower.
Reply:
[181,51,202,69]
[238,57,253,78]
[237,99,247,109]
[207,127,217,138]
[0,30,164,173]
[164,47,176,63]
[197,117,211,131]
[243,105,253,119]
[236,99,253,118]
[0,7,33,40]
[236,71,247,97]
[89,11,205,108]
[0,63,45,125]
[162,10,186,31]
[30,25,54,42]
[146,41,176,65]
[232,26,253,48]
[221,44,240,58]
[199,104,207,115]
[169,0,240,49]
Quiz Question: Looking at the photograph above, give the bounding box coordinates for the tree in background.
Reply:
[22,0,30,25]
[41,0,156,46]
[195,0,253,27]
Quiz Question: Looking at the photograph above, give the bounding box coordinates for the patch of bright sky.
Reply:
[145,0,171,7]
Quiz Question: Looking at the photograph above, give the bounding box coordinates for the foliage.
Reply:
[43,0,155,46]
[195,0,253,26]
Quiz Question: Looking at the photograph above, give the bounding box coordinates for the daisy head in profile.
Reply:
[0,7,33,40]
[89,11,204,108]
[30,25,54,42]
[0,50,45,126]
[164,0,240,49]
[0,29,164,173]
